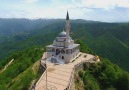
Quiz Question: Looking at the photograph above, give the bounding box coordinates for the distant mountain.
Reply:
[0,18,100,35]
[0,19,129,71]
[0,18,100,43]
[0,18,61,36]
[72,23,129,71]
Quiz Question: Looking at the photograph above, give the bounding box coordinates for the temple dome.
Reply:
[58,31,66,37]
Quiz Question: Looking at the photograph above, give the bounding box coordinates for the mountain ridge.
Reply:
[0,40,129,90]
[0,19,129,71]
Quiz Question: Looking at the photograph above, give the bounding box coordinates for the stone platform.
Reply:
[35,52,96,90]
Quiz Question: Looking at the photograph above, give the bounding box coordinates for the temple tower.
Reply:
[65,11,70,47]
[46,11,80,63]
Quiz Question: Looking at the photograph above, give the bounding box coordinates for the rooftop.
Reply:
[58,31,66,37]
[46,44,80,49]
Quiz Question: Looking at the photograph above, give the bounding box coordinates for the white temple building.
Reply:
[46,11,80,64]
[35,12,100,90]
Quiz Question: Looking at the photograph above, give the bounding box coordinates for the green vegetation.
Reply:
[0,20,129,71]
[0,47,43,90]
[76,58,129,90]
[75,39,95,55]
[0,20,129,89]
[0,19,129,90]
[72,23,129,71]
[75,40,129,90]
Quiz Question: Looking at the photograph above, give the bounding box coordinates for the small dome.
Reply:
[58,31,66,37]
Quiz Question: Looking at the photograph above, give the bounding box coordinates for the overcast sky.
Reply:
[0,0,129,22]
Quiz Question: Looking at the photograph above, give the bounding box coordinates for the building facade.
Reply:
[46,12,80,63]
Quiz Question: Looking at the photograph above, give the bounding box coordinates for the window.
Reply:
[56,49,60,55]
[61,49,65,54]
[62,56,64,59]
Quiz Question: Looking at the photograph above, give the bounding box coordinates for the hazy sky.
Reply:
[0,0,129,22]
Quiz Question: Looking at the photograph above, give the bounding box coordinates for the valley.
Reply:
[0,19,129,71]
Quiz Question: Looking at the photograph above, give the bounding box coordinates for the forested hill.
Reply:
[0,18,101,59]
[76,40,129,90]
[0,40,129,90]
[0,18,129,71]
[0,18,100,36]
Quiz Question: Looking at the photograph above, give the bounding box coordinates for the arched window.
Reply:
[56,49,60,55]
[62,56,64,59]
[61,49,65,54]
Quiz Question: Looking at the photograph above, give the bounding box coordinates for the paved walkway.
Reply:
[35,52,95,90]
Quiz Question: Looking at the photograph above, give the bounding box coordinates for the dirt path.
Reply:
[0,59,14,73]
